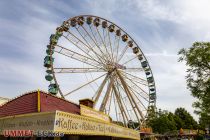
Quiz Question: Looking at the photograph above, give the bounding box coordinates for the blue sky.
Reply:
[1,0,210,120]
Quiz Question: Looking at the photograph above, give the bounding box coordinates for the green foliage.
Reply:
[147,108,198,134]
[147,110,177,134]
[175,107,198,129]
[178,42,210,128]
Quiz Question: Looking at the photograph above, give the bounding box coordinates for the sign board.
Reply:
[80,104,110,122]
[0,110,140,140]
[54,111,140,140]
[0,112,55,134]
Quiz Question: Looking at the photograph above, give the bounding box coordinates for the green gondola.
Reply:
[50,34,58,45]
[150,93,156,96]
[55,31,63,38]
[147,76,154,83]
[46,69,53,74]
[48,84,58,95]
[150,96,156,100]
[44,56,54,68]
[146,71,150,75]
[149,84,154,88]
[45,74,53,81]
[46,49,54,55]
[44,61,51,68]
[149,100,155,103]
[150,88,155,92]
[141,61,147,68]
[47,45,55,49]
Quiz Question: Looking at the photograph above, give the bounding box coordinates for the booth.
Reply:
[0,90,140,140]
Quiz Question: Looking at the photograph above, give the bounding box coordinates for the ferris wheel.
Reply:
[44,15,156,128]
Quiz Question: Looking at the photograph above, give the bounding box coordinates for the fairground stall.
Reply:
[0,90,140,140]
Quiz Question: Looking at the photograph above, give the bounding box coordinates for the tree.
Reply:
[174,107,198,129]
[148,110,177,134]
[146,108,198,134]
[173,114,184,129]
[178,42,210,128]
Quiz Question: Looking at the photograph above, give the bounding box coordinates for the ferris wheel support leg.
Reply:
[99,75,115,112]
[117,73,141,125]
[112,84,129,127]
[116,70,145,125]
[93,74,110,107]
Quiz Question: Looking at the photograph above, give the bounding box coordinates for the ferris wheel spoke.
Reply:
[103,28,114,63]
[123,68,144,72]
[125,77,149,97]
[103,28,112,59]
[120,76,149,102]
[56,44,99,63]
[117,45,129,63]
[62,35,100,63]
[63,33,92,57]
[116,70,145,122]
[121,71,147,83]
[64,73,107,97]
[125,83,148,117]
[121,72,148,87]
[128,87,148,110]
[74,27,107,64]
[55,51,101,70]
[116,78,144,121]
[55,45,102,69]
[53,67,106,73]
[95,26,112,61]
[68,28,106,63]
[107,29,115,63]
[114,36,121,62]
[81,25,107,59]
[121,73,149,97]
[121,55,138,65]
[87,25,109,60]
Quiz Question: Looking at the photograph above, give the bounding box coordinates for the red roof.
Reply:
[0,90,80,117]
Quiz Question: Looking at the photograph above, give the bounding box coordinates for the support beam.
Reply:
[118,78,141,125]
[113,84,129,127]
[116,70,145,124]
[99,75,115,112]
[93,74,110,107]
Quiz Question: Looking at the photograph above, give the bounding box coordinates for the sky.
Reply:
[0,0,210,120]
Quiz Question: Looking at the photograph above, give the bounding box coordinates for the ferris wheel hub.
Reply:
[105,61,126,72]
